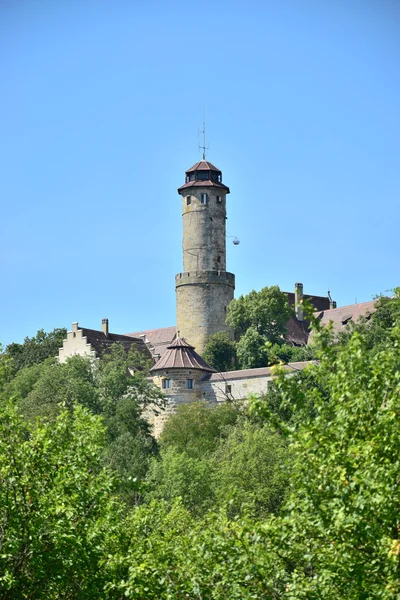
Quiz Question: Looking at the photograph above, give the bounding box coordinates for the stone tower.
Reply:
[175,159,235,354]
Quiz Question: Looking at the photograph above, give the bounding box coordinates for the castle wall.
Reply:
[175,270,235,354]
[200,373,271,403]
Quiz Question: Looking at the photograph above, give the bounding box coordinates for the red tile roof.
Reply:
[315,300,376,331]
[125,326,176,358]
[150,337,215,373]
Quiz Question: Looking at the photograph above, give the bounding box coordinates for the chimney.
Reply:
[295,282,304,322]
[331,300,337,309]
[102,318,109,337]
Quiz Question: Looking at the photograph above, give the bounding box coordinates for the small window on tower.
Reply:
[186,379,193,390]
[162,378,171,389]
[217,256,221,263]
[201,193,208,205]
[186,196,191,205]
[216,196,222,203]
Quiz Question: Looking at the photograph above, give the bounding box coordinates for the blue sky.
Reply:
[1,0,399,347]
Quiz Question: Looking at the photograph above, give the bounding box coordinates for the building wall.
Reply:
[151,368,213,437]
[181,187,228,271]
[175,270,235,354]
[200,373,271,403]
[59,322,96,363]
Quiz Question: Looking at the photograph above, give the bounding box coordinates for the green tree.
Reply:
[236,327,269,369]
[0,402,119,599]
[202,331,236,372]
[159,401,240,458]
[145,449,215,515]
[212,420,289,518]
[4,327,67,376]
[226,285,291,342]
[250,296,400,598]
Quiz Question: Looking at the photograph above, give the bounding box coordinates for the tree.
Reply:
[0,402,119,599]
[226,285,291,342]
[145,449,215,515]
[236,327,269,369]
[202,331,236,372]
[7,346,164,504]
[4,327,67,376]
[212,420,289,518]
[250,294,400,598]
[159,401,241,458]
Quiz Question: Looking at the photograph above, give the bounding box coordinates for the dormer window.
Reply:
[201,193,208,205]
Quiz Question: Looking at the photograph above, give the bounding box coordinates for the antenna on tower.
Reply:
[198,121,209,159]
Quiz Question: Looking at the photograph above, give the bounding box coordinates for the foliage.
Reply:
[104,500,285,600]
[267,341,317,365]
[202,330,236,372]
[212,420,289,518]
[159,400,241,458]
[4,327,67,376]
[236,326,269,369]
[0,402,119,599]
[145,449,215,515]
[5,346,163,504]
[226,285,292,342]
[250,295,400,598]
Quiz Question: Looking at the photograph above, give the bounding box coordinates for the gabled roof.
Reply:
[314,300,376,330]
[125,326,176,357]
[150,337,215,373]
[80,328,152,360]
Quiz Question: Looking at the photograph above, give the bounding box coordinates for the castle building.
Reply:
[58,155,377,435]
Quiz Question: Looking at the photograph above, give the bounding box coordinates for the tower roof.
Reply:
[186,160,221,173]
[178,159,230,194]
[150,337,216,373]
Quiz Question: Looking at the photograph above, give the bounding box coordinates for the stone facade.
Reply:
[176,163,235,355]
[151,368,207,437]
[176,270,234,355]
[59,322,97,363]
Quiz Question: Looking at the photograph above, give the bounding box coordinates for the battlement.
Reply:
[175,271,235,288]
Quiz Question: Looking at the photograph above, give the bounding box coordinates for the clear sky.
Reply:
[1,0,399,347]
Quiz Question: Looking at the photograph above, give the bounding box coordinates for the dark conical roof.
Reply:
[150,337,215,373]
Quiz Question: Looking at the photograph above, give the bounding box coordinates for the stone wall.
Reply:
[175,270,235,354]
[59,322,96,363]
[151,367,209,437]
[181,187,227,272]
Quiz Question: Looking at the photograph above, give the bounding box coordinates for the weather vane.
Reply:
[198,121,209,159]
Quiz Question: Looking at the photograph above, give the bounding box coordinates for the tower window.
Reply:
[201,193,208,205]
[186,196,191,205]
[216,196,222,203]
[217,256,221,263]
[186,378,193,389]
[162,378,171,389]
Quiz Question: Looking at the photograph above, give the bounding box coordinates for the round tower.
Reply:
[176,159,235,354]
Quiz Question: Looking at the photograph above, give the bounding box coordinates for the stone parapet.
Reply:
[175,270,235,288]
